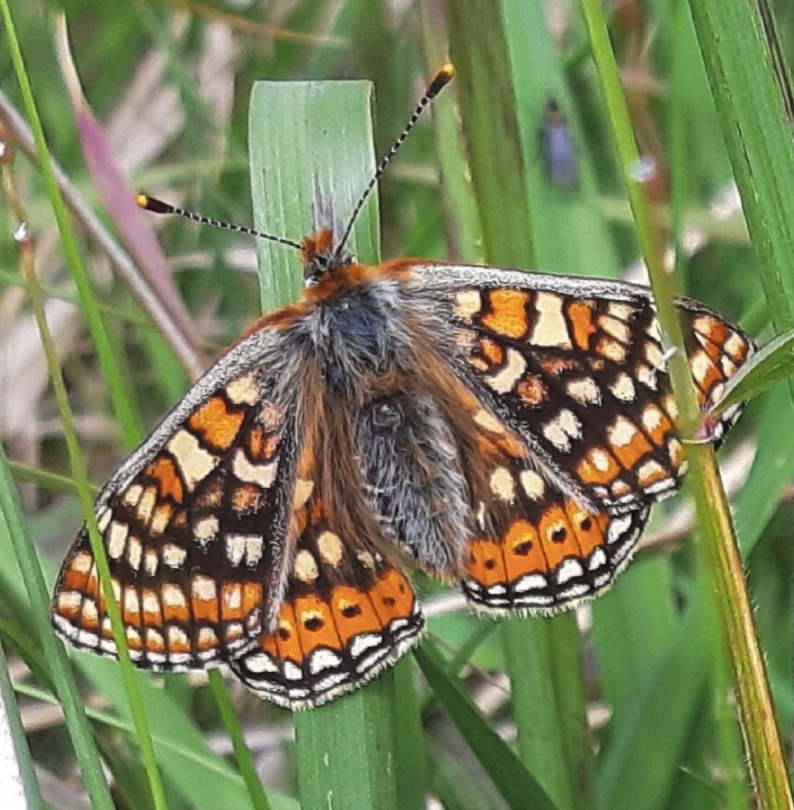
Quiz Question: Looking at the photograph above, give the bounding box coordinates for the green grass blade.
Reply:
[208,671,273,810]
[2,7,168,806]
[708,327,794,416]
[580,0,792,804]
[0,631,43,808]
[0,444,112,809]
[414,643,559,810]
[443,1,534,268]
[596,592,711,810]
[249,77,418,809]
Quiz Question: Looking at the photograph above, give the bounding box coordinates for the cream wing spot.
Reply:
[292,478,314,509]
[57,591,82,614]
[636,364,657,390]
[197,627,218,649]
[122,484,144,508]
[72,552,93,574]
[607,302,634,320]
[107,521,128,560]
[608,417,638,448]
[647,318,663,343]
[724,332,745,359]
[473,408,505,434]
[645,342,664,369]
[225,534,246,567]
[142,590,161,617]
[454,289,482,319]
[192,575,217,602]
[167,626,189,648]
[641,404,664,433]
[137,486,157,523]
[542,409,582,452]
[221,534,264,566]
[690,350,713,386]
[163,543,187,569]
[637,459,666,485]
[589,448,612,472]
[317,531,344,567]
[489,467,516,502]
[566,377,601,405]
[224,584,242,611]
[127,537,143,572]
[600,314,631,343]
[663,394,680,421]
[232,450,277,489]
[243,536,264,566]
[610,373,636,402]
[357,550,376,569]
[82,598,98,623]
[293,550,319,583]
[242,652,278,674]
[599,339,627,363]
[531,292,572,348]
[97,507,112,533]
[693,314,716,336]
[194,516,219,546]
[519,470,545,500]
[150,506,172,536]
[167,430,217,491]
[123,587,140,615]
[486,348,527,394]
[225,373,260,406]
[144,549,158,577]
[162,584,186,609]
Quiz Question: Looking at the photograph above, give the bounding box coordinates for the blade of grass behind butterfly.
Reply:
[249,78,422,810]
[442,4,594,809]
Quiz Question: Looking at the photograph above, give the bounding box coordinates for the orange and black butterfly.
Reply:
[51,65,754,710]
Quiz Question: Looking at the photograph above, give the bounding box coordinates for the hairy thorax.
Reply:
[275,266,482,579]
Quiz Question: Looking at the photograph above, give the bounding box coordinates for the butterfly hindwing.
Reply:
[230,483,424,710]
[51,328,298,670]
[462,447,650,613]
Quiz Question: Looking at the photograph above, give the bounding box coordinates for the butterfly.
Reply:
[51,65,755,710]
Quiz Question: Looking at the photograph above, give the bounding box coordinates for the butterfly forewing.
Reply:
[52,329,298,669]
[405,263,754,514]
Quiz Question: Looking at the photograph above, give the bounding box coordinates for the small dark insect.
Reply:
[541,99,579,189]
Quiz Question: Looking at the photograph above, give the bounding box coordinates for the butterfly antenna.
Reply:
[335,62,455,258]
[136,194,304,252]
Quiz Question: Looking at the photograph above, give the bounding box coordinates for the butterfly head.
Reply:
[300,228,355,287]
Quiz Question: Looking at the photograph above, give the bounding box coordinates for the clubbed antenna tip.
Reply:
[428,63,455,98]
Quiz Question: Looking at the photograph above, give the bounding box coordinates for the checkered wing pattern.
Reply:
[51,330,297,670]
[402,263,753,612]
[408,264,752,514]
[230,487,423,709]
[51,253,755,702]
[456,406,652,613]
